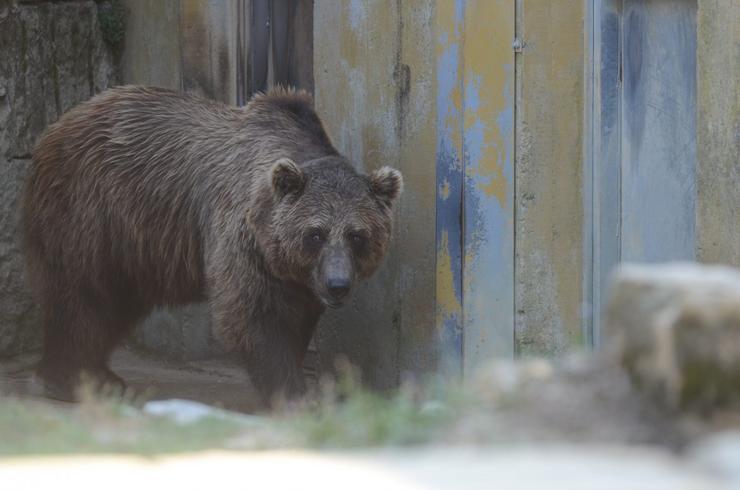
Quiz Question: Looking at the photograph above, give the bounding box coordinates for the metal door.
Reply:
[588,0,698,344]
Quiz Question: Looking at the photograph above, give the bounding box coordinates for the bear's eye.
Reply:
[348,231,367,249]
[303,228,326,251]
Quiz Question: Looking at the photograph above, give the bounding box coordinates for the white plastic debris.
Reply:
[143,398,261,425]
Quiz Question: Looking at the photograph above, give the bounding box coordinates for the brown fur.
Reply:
[21,85,402,405]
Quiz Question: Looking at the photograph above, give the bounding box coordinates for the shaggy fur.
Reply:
[21,85,402,404]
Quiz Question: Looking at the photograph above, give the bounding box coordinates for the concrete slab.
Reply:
[0,445,732,490]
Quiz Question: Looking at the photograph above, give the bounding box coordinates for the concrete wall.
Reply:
[0,0,118,357]
[314,0,438,387]
[120,1,182,90]
[121,1,239,102]
[696,0,740,266]
[515,0,586,355]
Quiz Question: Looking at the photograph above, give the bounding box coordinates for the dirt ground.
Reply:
[0,348,264,413]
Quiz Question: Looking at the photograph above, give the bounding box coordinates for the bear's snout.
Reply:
[319,245,354,308]
[326,276,351,301]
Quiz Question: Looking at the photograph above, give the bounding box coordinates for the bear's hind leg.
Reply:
[38,288,135,401]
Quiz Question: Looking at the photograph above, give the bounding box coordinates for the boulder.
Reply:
[605,262,740,412]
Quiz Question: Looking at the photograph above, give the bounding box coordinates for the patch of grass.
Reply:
[285,382,460,448]
[0,396,244,457]
[0,366,471,456]
[1,358,596,456]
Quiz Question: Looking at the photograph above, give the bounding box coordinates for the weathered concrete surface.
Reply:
[696,0,740,267]
[515,1,586,355]
[0,446,732,490]
[120,1,181,90]
[179,0,239,103]
[605,263,740,411]
[314,1,437,387]
[0,0,118,356]
[122,1,240,104]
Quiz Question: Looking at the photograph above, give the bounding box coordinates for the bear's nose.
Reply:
[326,277,351,300]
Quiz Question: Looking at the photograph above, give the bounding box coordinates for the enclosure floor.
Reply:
[0,349,262,413]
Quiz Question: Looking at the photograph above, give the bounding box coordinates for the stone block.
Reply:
[605,263,740,412]
[0,1,117,356]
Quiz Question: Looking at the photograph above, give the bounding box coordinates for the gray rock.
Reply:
[605,262,740,412]
[0,1,118,356]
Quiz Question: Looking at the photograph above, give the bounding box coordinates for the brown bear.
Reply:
[21,85,402,405]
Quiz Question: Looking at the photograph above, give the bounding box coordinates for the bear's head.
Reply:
[255,156,402,308]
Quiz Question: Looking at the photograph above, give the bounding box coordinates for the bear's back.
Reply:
[22,85,338,306]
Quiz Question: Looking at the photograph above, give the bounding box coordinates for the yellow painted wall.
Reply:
[515,0,586,355]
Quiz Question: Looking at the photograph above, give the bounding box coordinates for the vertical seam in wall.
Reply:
[177,0,184,93]
[582,0,595,349]
[236,0,244,106]
[459,0,467,375]
[513,0,521,355]
[617,0,623,265]
[395,0,403,387]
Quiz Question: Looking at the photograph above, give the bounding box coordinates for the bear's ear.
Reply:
[369,166,403,205]
[271,158,305,198]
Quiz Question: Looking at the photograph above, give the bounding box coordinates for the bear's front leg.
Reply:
[208,237,322,407]
[242,294,323,407]
[243,324,308,406]
[210,287,316,407]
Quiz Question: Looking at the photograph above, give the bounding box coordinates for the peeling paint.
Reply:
[461,0,515,370]
[440,179,450,200]
[435,0,465,369]
[436,0,515,372]
[436,230,463,323]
